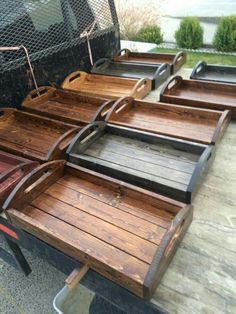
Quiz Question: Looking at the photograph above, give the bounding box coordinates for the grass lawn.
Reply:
[150,48,236,68]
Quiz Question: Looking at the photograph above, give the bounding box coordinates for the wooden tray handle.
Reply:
[173,51,187,66]
[114,48,130,60]
[154,63,170,79]
[23,86,55,103]
[160,76,182,96]
[92,58,109,70]
[67,122,106,155]
[143,204,193,299]
[187,145,214,203]
[190,60,206,79]
[2,160,65,213]
[46,127,82,161]
[0,108,15,121]
[92,100,116,122]
[131,78,150,97]
[61,71,87,88]
[0,161,38,184]
[105,96,133,122]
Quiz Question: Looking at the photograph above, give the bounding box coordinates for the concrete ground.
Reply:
[0,68,236,314]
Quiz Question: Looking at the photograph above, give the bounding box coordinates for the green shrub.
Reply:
[175,17,203,49]
[213,16,236,52]
[135,26,163,45]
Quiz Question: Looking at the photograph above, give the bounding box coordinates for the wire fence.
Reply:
[0,0,118,72]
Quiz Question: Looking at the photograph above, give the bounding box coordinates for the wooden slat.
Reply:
[32,192,158,262]
[85,145,192,185]
[59,172,174,226]
[8,206,149,297]
[43,183,167,243]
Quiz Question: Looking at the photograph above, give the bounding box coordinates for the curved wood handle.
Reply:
[187,145,214,202]
[131,78,150,97]
[0,108,15,121]
[61,71,87,89]
[67,122,106,155]
[46,127,82,161]
[92,100,116,122]
[2,160,65,212]
[0,161,38,184]
[114,48,130,60]
[173,51,186,64]
[92,58,109,70]
[160,75,182,96]
[23,86,55,105]
[105,96,133,122]
[190,60,206,79]
[143,204,193,300]
[154,63,170,79]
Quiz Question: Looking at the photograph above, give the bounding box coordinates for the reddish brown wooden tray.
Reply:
[160,76,236,118]
[0,109,81,162]
[113,49,187,74]
[2,160,193,299]
[22,86,114,126]
[0,151,38,209]
[94,97,230,145]
[61,71,151,99]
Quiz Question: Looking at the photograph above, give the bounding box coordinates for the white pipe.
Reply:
[0,45,39,92]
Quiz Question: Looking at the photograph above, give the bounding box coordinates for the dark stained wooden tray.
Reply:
[2,160,193,299]
[0,151,38,209]
[114,49,187,74]
[94,96,230,145]
[190,61,236,84]
[0,109,81,162]
[62,71,151,99]
[91,58,171,90]
[22,86,114,126]
[160,76,236,118]
[67,122,214,203]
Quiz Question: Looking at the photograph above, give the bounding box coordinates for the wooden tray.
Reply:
[0,109,81,162]
[0,151,38,209]
[94,96,230,145]
[22,86,114,126]
[62,71,151,99]
[190,61,236,84]
[114,49,187,74]
[67,122,214,203]
[160,76,236,118]
[91,58,171,90]
[2,160,193,299]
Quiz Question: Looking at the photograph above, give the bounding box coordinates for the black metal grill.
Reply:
[0,0,119,72]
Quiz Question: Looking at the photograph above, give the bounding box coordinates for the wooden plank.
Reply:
[8,207,149,297]
[32,192,158,262]
[59,172,174,226]
[43,183,167,243]
[87,136,196,173]
[84,144,192,185]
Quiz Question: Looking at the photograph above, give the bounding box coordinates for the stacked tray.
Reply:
[62,71,152,99]
[160,76,236,118]
[22,86,115,126]
[191,61,236,84]
[114,49,187,74]
[67,122,214,203]
[3,160,193,300]
[91,58,171,89]
[0,151,38,209]
[94,96,230,145]
[0,109,80,162]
